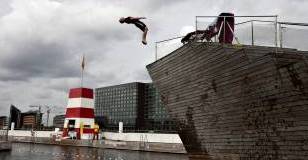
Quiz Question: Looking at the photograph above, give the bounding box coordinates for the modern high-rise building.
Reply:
[9,105,21,129]
[8,105,42,130]
[95,82,144,131]
[0,116,8,129]
[144,83,175,131]
[53,115,65,129]
[21,111,42,129]
[95,82,175,132]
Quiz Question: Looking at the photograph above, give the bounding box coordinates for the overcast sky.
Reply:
[0,0,307,125]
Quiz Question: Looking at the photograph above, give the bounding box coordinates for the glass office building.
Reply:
[144,83,175,131]
[95,82,175,132]
[53,115,65,129]
[95,82,145,131]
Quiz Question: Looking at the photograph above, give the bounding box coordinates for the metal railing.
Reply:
[154,15,308,61]
[232,20,308,49]
[196,15,278,46]
[155,36,184,61]
[0,129,10,142]
[0,130,8,141]
[102,128,178,134]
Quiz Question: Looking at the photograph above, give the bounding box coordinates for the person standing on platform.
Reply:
[93,123,99,140]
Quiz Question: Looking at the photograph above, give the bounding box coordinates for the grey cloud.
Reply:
[0,0,12,17]
[0,0,135,82]
[0,41,78,81]
[144,0,188,11]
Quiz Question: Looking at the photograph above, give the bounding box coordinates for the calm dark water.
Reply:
[0,143,189,160]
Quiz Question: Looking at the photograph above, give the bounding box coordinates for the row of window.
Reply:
[96,94,135,98]
[96,98,137,104]
[96,87,137,93]
[96,92,137,97]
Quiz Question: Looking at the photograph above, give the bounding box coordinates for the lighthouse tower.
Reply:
[62,55,95,139]
[63,88,95,139]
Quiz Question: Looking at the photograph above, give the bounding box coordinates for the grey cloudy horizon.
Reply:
[0,0,307,125]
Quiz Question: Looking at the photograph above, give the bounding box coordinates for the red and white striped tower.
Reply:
[62,88,95,139]
[62,55,95,139]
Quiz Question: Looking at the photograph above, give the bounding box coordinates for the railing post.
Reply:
[275,15,278,52]
[223,17,226,44]
[155,42,158,61]
[195,16,198,42]
[251,21,254,46]
[279,23,283,48]
[6,126,9,141]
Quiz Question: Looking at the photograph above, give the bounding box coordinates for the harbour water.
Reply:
[0,143,189,160]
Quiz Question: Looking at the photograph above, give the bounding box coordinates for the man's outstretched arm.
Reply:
[130,17,146,20]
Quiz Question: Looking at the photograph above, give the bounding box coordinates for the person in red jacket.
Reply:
[119,16,148,45]
[93,123,99,140]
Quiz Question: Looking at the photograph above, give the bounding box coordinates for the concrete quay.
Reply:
[4,130,186,154]
[9,137,186,154]
[0,141,12,151]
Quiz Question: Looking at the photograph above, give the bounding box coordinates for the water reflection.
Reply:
[0,143,189,160]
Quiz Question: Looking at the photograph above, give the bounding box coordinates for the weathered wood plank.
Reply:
[147,42,308,160]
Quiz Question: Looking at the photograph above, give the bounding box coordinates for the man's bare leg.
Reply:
[142,27,148,45]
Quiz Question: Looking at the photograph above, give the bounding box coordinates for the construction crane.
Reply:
[30,105,65,128]
[29,105,41,114]
[46,106,51,127]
